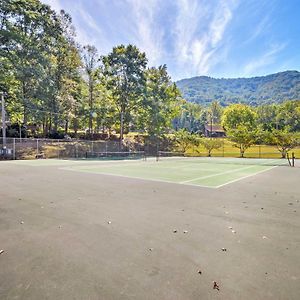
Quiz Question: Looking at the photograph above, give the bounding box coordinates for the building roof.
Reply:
[204,124,225,132]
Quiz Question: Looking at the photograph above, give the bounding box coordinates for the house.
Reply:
[204,124,226,137]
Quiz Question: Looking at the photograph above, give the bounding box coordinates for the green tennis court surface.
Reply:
[1,157,299,300]
[59,157,288,188]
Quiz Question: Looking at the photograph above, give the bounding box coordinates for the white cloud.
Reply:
[40,0,292,80]
[41,0,63,12]
[125,0,164,66]
[210,0,234,47]
[174,0,238,78]
[244,15,271,44]
[73,3,110,53]
[243,43,287,76]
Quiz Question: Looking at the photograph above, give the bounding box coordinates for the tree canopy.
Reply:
[1,0,300,155]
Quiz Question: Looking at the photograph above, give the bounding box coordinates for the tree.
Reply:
[52,11,81,135]
[222,104,257,131]
[200,138,223,157]
[175,101,204,133]
[209,101,223,124]
[82,45,99,134]
[0,0,62,128]
[102,45,147,141]
[227,126,257,158]
[139,65,181,137]
[256,104,278,131]
[175,129,199,153]
[270,129,300,158]
[0,1,82,137]
[276,100,300,132]
[43,10,82,136]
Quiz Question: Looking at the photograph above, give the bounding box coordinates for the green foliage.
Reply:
[227,126,257,157]
[270,129,300,158]
[175,101,206,133]
[222,104,257,130]
[208,101,223,124]
[276,100,300,131]
[175,129,199,153]
[101,44,147,140]
[200,138,223,157]
[256,104,278,131]
[139,65,181,137]
[82,45,99,133]
[0,1,82,136]
[176,71,300,106]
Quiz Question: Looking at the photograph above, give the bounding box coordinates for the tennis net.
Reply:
[156,151,292,166]
[85,151,146,160]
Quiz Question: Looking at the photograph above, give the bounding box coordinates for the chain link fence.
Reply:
[0,138,144,160]
[0,137,299,160]
[154,138,300,159]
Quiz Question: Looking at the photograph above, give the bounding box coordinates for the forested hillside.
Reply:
[176,71,300,106]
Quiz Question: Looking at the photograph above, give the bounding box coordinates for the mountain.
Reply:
[176,71,300,106]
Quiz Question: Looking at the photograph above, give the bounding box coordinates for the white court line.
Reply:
[65,160,219,173]
[215,166,277,188]
[61,160,284,189]
[61,167,216,189]
[180,159,286,184]
[180,165,258,184]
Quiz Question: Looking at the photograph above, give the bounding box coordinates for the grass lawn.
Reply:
[186,139,300,158]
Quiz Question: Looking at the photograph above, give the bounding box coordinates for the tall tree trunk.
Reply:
[53,100,59,133]
[88,76,94,134]
[49,114,52,135]
[120,110,124,142]
[42,117,46,137]
[22,81,28,138]
[65,119,69,134]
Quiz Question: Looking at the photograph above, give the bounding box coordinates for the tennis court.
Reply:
[1,156,299,300]
[57,156,289,188]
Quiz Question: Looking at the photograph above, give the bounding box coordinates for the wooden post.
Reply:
[1,92,6,149]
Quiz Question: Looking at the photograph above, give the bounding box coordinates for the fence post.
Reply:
[75,143,78,158]
[13,138,16,160]
[36,139,39,157]
[222,140,225,157]
[1,92,6,149]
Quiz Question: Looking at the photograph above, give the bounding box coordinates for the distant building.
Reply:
[204,124,226,138]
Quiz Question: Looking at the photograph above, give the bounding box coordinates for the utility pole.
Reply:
[120,111,124,150]
[1,92,6,149]
[207,110,213,139]
[210,114,213,139]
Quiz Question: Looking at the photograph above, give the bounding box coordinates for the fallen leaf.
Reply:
[213,281,220,291]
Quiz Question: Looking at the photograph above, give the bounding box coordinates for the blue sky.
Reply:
[42,0,300,81]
